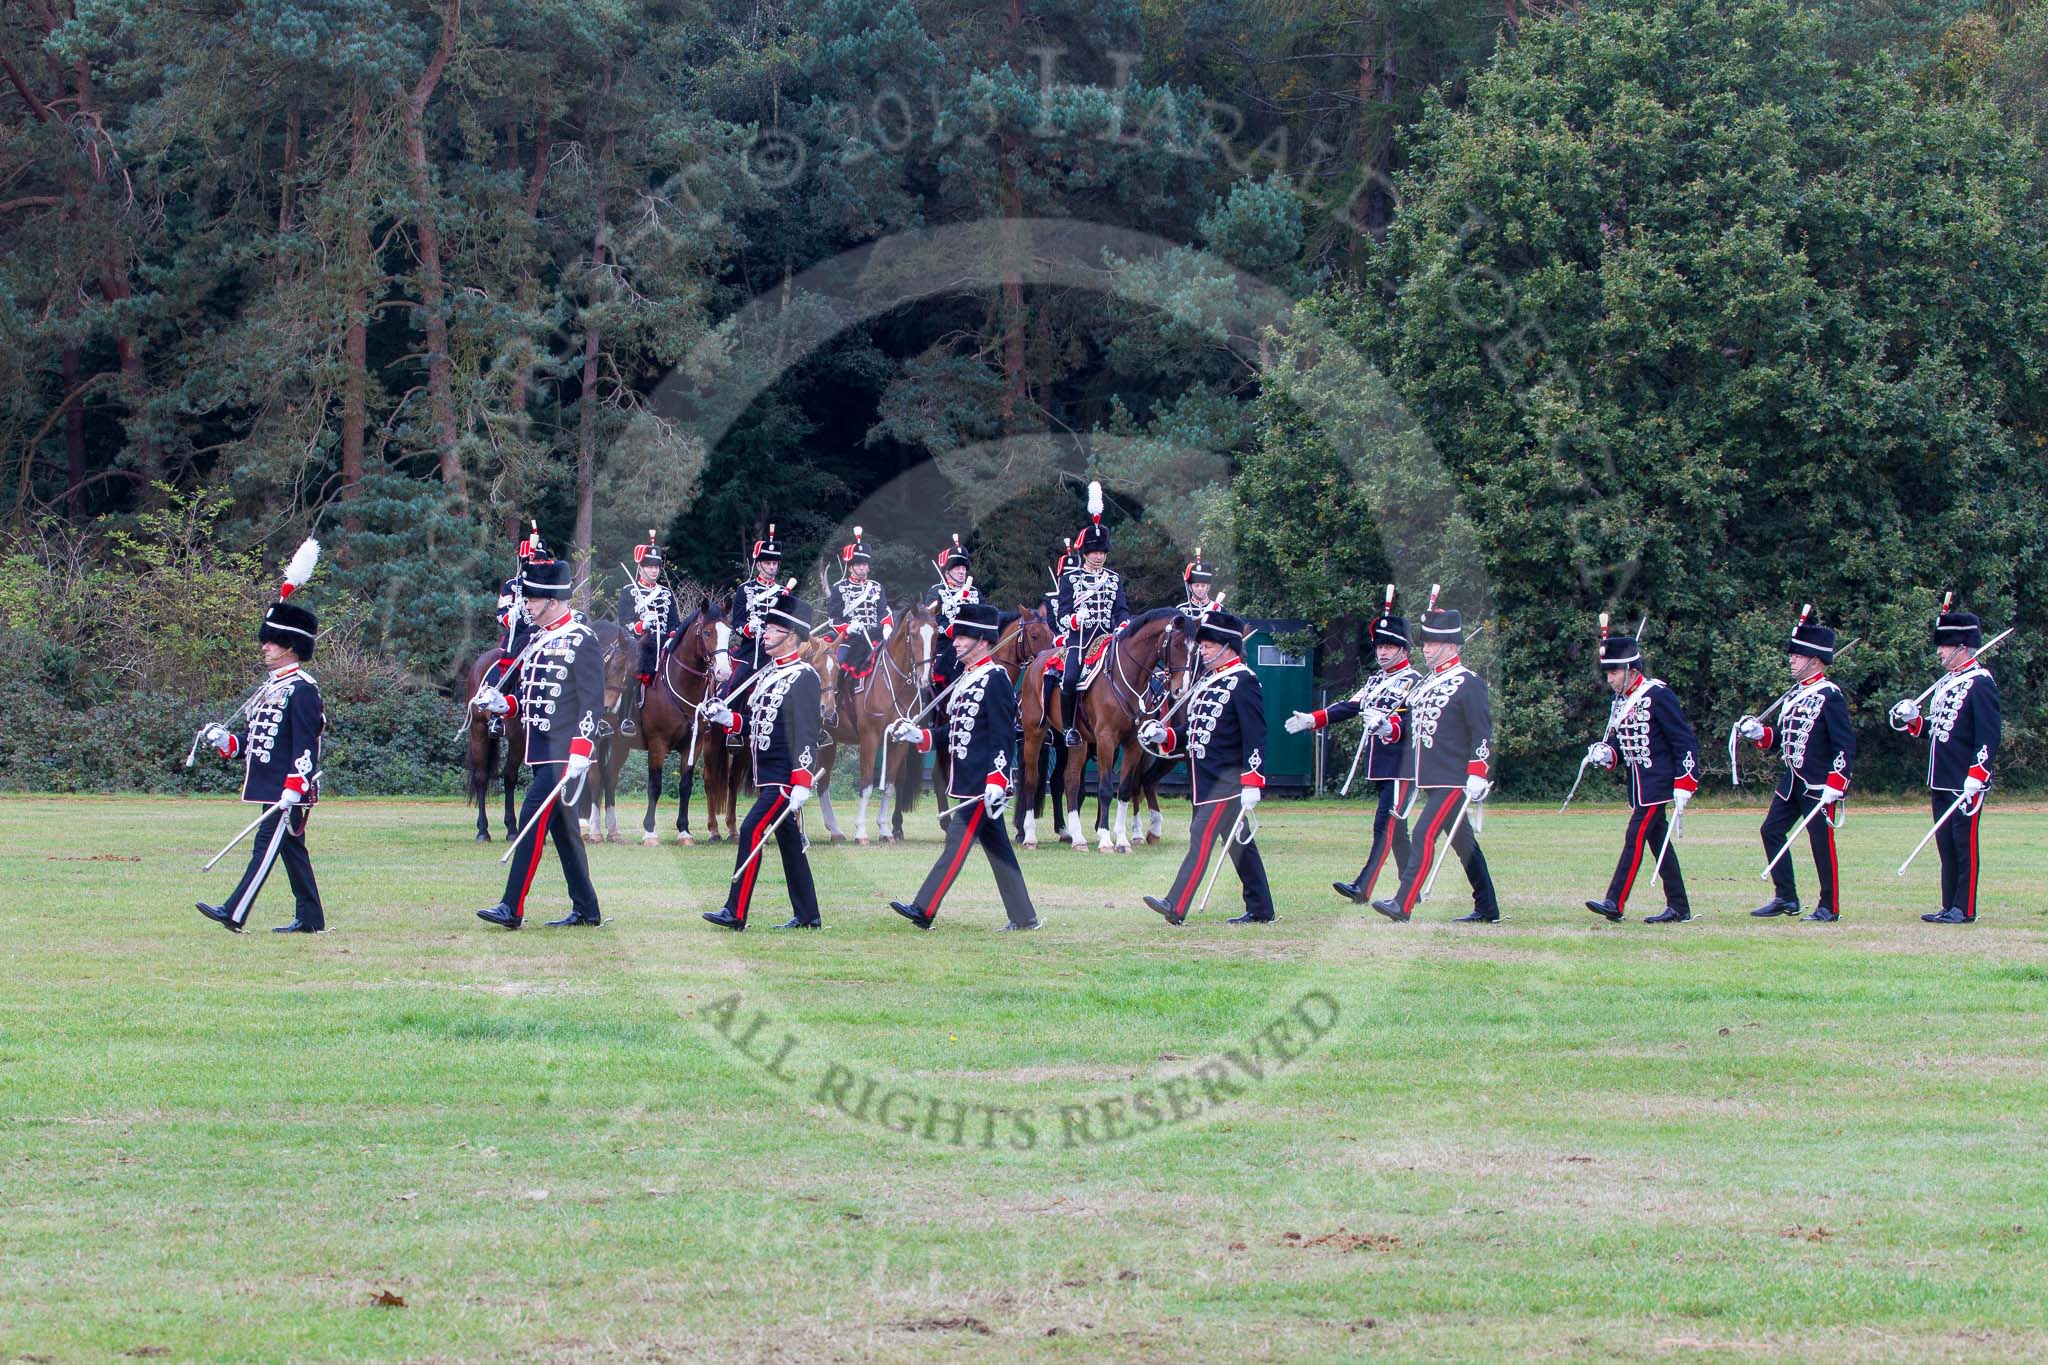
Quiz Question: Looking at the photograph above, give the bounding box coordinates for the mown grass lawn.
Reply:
[2,793,2044,1361]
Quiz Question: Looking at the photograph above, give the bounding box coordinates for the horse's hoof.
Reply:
[855,837,868,847]
[676,833,693,847]
[642,834,660,847]
[475,832,491,843]
[1145,833,1160,845]
[1116,843,1133,854]
[1023,841,1037,851]
[829,834,848,844]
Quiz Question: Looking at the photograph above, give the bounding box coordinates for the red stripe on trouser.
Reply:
[1615,809,1654,913]
[512,799,553,920]
[734,793,787,923]
[1823,814,1840,915]
[1402,793,1459,913]
[1364,781,1404,897]
[926,804,985,919]
[1174,802,1230,916]
[1965,804,1980,918]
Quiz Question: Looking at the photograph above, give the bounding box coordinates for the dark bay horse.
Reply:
[615,599,731,844]
[1022,608,1195,852]
[572,618,633,842]
[464,648,524,841]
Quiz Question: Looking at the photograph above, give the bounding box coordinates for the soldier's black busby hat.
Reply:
[259,601,319,660]
[751,524,784,561]
[1598,635,1642,669]
[842,525,872,568]
[633,529,664,571]
[1417,608,1463,647]
[1194,608,1248,649]
[1370,584,1408,647]
[952,600,1004,642]
[1786,604,1835,662]
[521,556,575,600]
[1183,548,1213,586]
[1933,592,1981,648]
[763,585,815,634]
[940,533,971,571]
[258,537,321,660]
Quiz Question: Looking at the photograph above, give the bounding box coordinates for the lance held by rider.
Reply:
[1737,604,1856,923]
[1889,593,2002,924]
[196,538,327,935]
[1576,615,1701,925]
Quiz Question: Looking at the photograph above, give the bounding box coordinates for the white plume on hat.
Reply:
[1087,480,1103,518]
[279,538,320,600]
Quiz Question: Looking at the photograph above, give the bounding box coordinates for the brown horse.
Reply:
[464,648,525,841]
[1022,608,1195,852]
[834,598,936,843]
[615,599,732,844]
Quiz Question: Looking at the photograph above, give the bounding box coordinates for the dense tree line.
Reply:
[1,0,2042,791]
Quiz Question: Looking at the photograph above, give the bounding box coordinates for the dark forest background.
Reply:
[2,0,2043,793]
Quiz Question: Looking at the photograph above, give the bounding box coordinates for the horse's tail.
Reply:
[894,744,919,814]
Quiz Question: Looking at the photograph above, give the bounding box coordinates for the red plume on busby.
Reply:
[1787,601,1837,662]
[939,533,970,572]
[259,537,321,659]
[840,525,871,571]
[751,523,783,562]
[633,529,663,568]
[1183,546,1214,585]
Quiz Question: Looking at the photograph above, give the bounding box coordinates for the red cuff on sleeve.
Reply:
[569,737,594,759]
[914,728,932,753]
[1674,774,1698,794]
[1386,713,1402,742]
[1467,759,1489,778]
[1907,717,1924,738]
[1240,771,1265,788]
[1755,726,1775,750]
[503,695,518,718]
[218,734,240,759]
[1162,727,1177,751]
[284,774,305,794]
[1968,763,1990,783]
[789,769,814,790]
[1825,771,1848,793]
[833,623,848,638]
[1312,709,1329,729]
[985,769,1009,791]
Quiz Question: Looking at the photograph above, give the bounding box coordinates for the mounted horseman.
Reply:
[716,523,788,736]
[826,525,892,719]
[1053,482,1130,748]
[615,529,680,735]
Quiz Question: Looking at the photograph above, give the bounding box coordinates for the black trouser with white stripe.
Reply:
[1606,803,1687,915]
[1160,799,1272,920]
[226,806,322,929]
[1933,788,1984,919]
[911,800,1036,925]
[1390,788,1496,916]
[500,774,599,923]
[1760,788,1839,913]
[1350,778,1410,901]
[725,787,819,926]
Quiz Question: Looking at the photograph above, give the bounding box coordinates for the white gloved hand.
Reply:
[1587,741,1616,768]
[473,685,510,715]
[202,723,234,753]
[1816,782,1844,806]
[1889,698,1920,728]
[787,783,812,811]
[1962,772,1987,797]
[1137,720,1168,748]
[984,782,1009,817]
[1673,786,1693,815]
[277,784,304,807]
[887,718,923,745]
[1283,711,1315,734]
[701,701,735,729]
[1239,784,1262,812]
[565,751,592,782]
[1464,774,1490,802]
[1737,715,1766,742]
[1370,713,1396,740]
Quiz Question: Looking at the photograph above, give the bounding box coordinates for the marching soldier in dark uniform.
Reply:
[473,554,604,929]
[718,524,786,712]
[826,526,892,700]
[1890,596,2001,924]
[1372,593,1499,924]
[1176,549,1217,618]
[1286,586,1418,908]
[922,534,981,697]
[481,522,546,734]
[1738,606,1855,922]
[1580,621,1700,924]
[887,602,1040,931]
[1138,609,1274,925]
[616,530,680,731]
[197,540,327,935]
[701,587,823,931]
[1055,481,1130,747]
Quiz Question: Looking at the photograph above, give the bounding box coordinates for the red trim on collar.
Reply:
[1433,655,1461,674]
[772,649,803,666]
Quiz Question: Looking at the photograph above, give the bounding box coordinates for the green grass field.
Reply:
[4,793,2045,1361]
